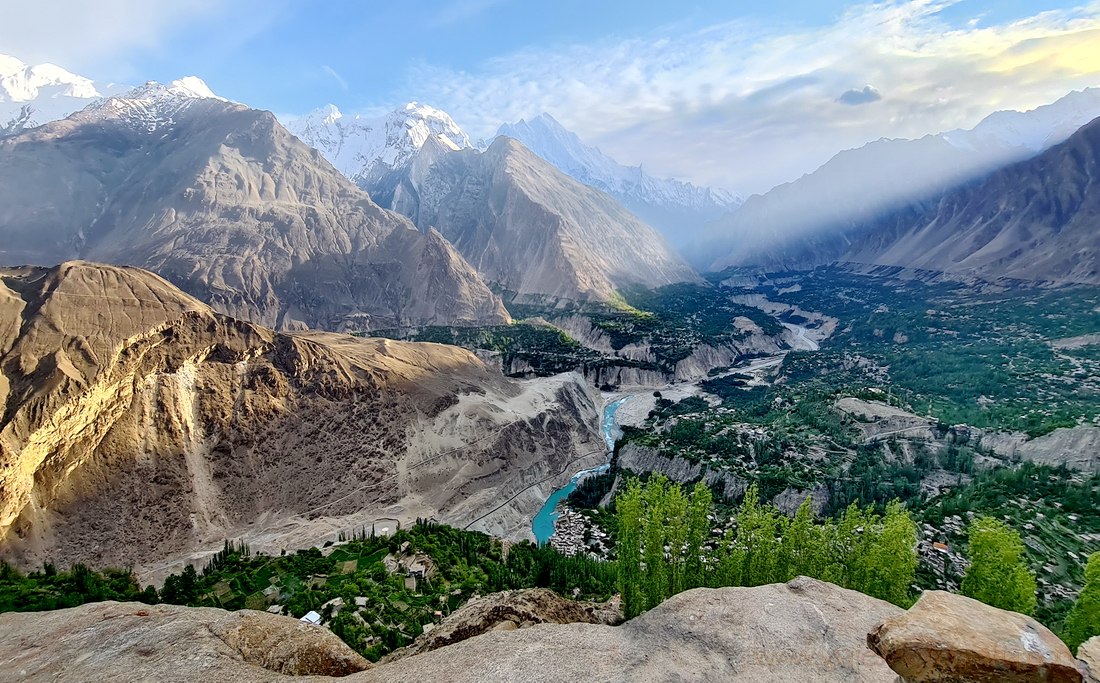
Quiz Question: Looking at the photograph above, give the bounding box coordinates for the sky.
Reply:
[3,0,1100,194]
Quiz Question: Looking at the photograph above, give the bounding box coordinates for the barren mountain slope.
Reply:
[0,262,601,573]
[700,89,1100,274]
[0,84,508,331]
[370,136,700,302]
[838,116,1100,284]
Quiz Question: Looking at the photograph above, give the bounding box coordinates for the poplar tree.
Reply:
[961,516,1037,615]
[860,500,917,606]
[641,476,670,610]
[615,479,644,619]
[1063,551,1100,652]
[684,482,712,589]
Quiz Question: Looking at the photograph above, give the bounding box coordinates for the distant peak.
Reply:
[531,112,566,127]
[285,100,471,181]
[300,103,342,125]
[397,101,460,124]
[119,77,224,103]
[0,53,101,102]
[0,53,26,75]
[170,76,220,100]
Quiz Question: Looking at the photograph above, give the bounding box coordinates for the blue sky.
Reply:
[3,0,1100,192]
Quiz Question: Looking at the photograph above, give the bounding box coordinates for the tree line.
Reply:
[615,476,917,618]
[614,473,1100,657]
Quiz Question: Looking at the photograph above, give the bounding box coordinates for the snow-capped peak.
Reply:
[943,87,1100,153]
[1,53,122,135]
[169,76,222,100]
[495,111,743,223]
[0,53,100,102]
[79,77,228,134]
[285,101,472,185]
[115,77,224,103]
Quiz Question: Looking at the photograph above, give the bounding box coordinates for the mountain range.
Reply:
[699,88,1100,276]
[493,113,742,247]
[366,134,699,302]
[2,50,1099,292]
[0,79,509,331]
[837,115,1100,283]
[288,103,700,302]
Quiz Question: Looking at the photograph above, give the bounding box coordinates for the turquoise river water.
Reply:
[531,397,628,544]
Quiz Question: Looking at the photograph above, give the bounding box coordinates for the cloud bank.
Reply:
[402,0,1100,194]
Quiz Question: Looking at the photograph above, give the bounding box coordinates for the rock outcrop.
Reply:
[0,83,509,332]
[0,578,904,682]
[617,442,748,497]
[362,577,903,682]
[0,601,369,681]
[868,590,1082,683]
[1080,637,1100,682]
[0,262,601,574]
[385,588,622,660]
[978,425,1100,473]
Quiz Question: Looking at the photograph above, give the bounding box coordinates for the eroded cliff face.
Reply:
[0,262,600,573]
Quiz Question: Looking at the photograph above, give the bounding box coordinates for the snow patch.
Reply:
[285,101,472,184]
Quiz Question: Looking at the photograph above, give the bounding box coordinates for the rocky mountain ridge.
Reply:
[367,135,700,302]
[0,82,509,331]
[701,87,1100,275]
[0,262,601,574]
[494,112,741,247]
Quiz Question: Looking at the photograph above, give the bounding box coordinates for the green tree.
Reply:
[641,476,671,610]
[960,516,1037,615]
[782,497,820,580]
[735,485,779,586]
[1063,551,1100,653]
[684,482,712,589]
[664,483,688,596]
[616,479,645,619]
[859,500,917,606]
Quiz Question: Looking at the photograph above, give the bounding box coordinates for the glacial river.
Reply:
[531,397,628,544]
[529,321,819,544]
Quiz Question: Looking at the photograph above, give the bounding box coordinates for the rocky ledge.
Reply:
[384,588,622,661]
[2,578,1096,682]
[0,602,370,682]
[0,578,899,682]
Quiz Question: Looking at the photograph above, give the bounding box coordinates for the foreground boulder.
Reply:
[0,578,901,682]
[0,601,370,681]
[868,590,1081,683]
[362,577,902,682]
[1081,637,1100,682]
[385,588,623,661]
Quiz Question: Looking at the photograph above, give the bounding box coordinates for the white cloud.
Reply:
[322,65,349,91]
[400,0,1100,194]
[0,0,279,82]
[0,1,215,69]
